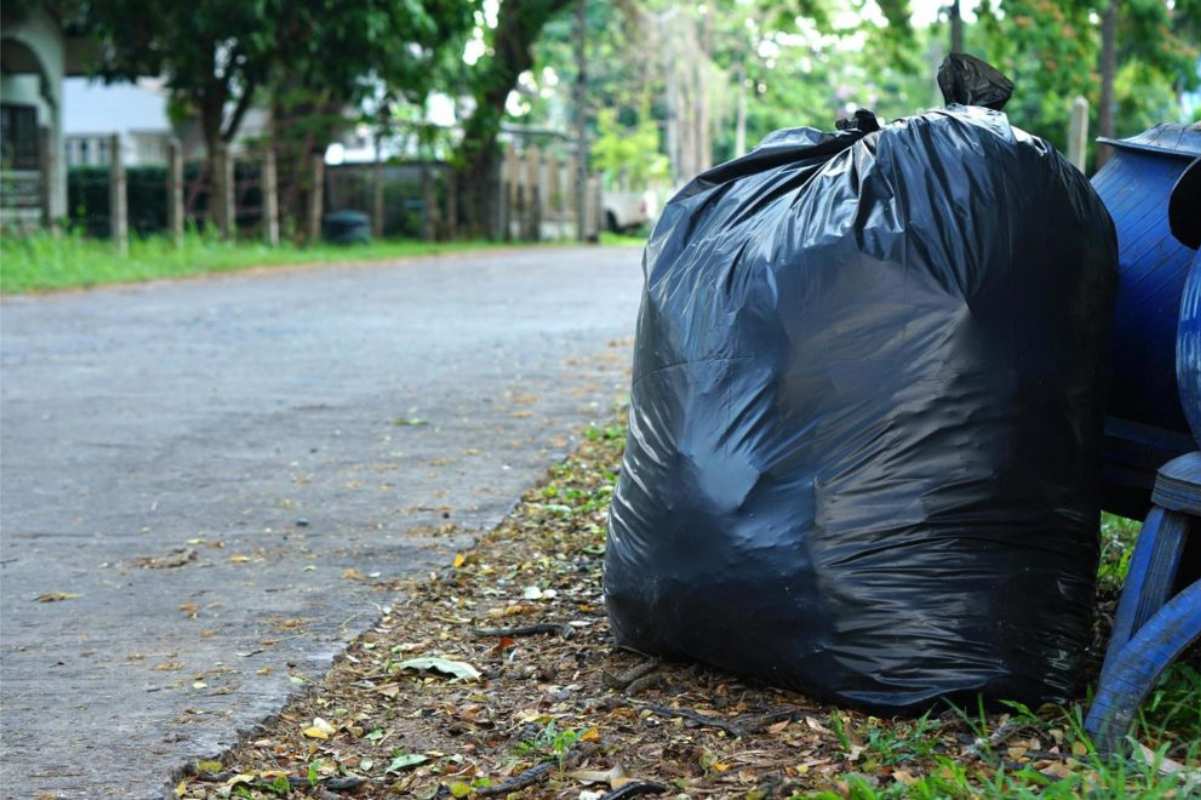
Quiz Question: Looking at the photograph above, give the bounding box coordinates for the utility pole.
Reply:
[1097,0,1118,167]
[574,0,589,242]
[734,64,748,158]
[949,0,964,53]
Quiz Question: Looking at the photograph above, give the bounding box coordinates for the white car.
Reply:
[603,189,657,233]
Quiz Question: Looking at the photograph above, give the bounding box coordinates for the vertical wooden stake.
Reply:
[594,174,604,241]
[372,145,385,239]
[1068,96,1090,174]
[262,146,279,246]
[524,145,541,241]
[307,153,324,244]
[445,172,458,240]
[504,145,520,241]
[167,139,184,247]
[564,156,577,240]
[109,133,128,255]
[38,126,58,233]
[420,165,435,241]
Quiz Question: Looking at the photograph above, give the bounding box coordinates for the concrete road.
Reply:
[0,247,642,799]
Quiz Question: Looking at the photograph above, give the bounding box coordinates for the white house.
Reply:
[0,3,91,224]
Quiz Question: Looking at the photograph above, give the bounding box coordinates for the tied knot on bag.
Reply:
[937,53,1014,110]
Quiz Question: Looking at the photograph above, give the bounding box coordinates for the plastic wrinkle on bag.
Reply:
[604,56,1118,712]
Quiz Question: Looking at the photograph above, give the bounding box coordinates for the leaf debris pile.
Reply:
[175,421,1200,800]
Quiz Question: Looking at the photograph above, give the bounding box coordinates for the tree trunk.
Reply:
[456,0,572,237]
[1097,0,1119,167]
[199,88,225,232]
[664,46,680,182]
[574,0,588,242]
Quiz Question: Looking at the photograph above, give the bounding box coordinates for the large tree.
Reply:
[454,0,574,234]
[79,0,474,233]
[268,0,475,238]
[81,0,276,193]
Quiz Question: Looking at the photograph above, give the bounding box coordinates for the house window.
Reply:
[0,104,39,170]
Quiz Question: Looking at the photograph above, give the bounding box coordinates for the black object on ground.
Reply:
[322,210,372,244]
[605,56,1118,712]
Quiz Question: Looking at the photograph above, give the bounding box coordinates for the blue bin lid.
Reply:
[1098,123,1201,159]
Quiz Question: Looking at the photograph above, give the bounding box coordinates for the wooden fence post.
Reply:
[167,139,184,247]
[524,145,542,240]
[372,155,385,239]
[262,146,279,246]
[1068,96,1090,174]
[307,153,324,244]
[565,154,579,241]
[526,144,545,240]
[503,144,519,241]
[420,164,435,241]
[38,126,58,233]
[109,133,128,255]
[593,174,603,240]
[546,155,562,237]
[584,174,602,242]
[445,172,458,240]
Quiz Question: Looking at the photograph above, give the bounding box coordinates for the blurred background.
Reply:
[2,0,1199,262]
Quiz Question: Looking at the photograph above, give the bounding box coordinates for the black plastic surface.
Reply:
[937,52,1014,110]
[605,61,1118,712]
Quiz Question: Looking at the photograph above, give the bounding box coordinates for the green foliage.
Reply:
[973,0,1198,159]
[591,104,670,189]
[456,0,573,173]
[77,0,475,156]
[513,721,583,767]
[1097,512,1140,596]
[517,0,1196,182]
[0,229,548,294]
[79,0,277,146]
[275,0,474,107]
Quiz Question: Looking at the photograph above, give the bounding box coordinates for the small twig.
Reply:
[640,702,747,737]
[603,659,660,690]
[475,761,556,796]
[624,672,666,696]
[320,776,367,791]
[471,622,573,639]
[737,706,806,733]
[968,719,1025,757]
[599,781,669,800]
[476,742,596,796]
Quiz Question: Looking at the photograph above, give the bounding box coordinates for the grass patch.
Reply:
[0,229,564,294]
[599,230,648,247]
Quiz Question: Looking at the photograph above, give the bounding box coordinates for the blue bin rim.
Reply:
[1098,123,1201,160]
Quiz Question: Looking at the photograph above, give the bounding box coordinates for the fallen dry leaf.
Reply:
[302,717,336,739]
[34,592,80,603]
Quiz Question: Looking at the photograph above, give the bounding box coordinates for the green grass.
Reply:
[600,229,648,247]
[806,511,1201,799]
[0,229,561,294]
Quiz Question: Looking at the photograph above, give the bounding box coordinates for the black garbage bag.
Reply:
[604,58,1117,712]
